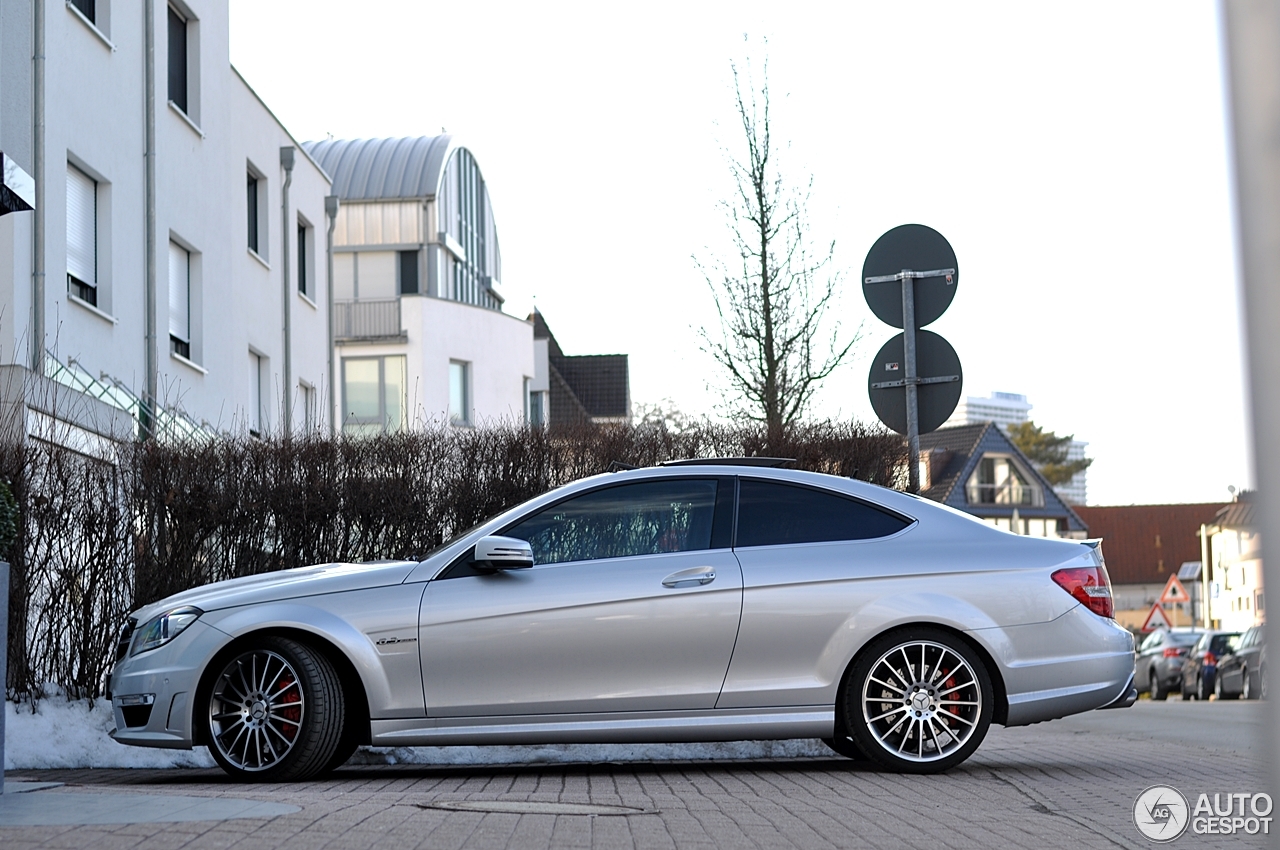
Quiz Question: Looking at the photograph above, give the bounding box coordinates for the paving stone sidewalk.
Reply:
[0,701,1268,850]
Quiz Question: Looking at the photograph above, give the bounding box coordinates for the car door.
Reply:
[1219,628,1252,692]
[419,476,744,717]
[716,477,916,709]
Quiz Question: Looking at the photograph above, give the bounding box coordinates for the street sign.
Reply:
[1159,574,1191,605]
[1140,603,1173,632]
[861,224,959,329]
[862,223,963,494]
[868,331,963,435]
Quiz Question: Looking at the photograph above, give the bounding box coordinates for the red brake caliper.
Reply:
[277,673,301,739]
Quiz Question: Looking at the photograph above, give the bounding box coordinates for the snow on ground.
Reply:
[5,697,830,770]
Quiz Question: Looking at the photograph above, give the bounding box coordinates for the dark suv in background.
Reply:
[1179,630,1241,700]
[1135,628,1202,700]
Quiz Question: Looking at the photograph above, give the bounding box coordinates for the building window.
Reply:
[300,381,316,432]
[167,5,189,114]
[66,164,97,306]
[342,355,407,435]
[966,455,1043,507]
[247,172,260,254]
[525,378,545,427]
[70,0,96,24]
[439,149,500,310]
[449,361,470,426]
[249,352,265,437]
[169,241,190,359]
[398,250,419,295]
[297,221,308,295]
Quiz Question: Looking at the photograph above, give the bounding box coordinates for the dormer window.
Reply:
[966,455,1043,507]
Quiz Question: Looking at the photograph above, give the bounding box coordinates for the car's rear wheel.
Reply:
[842,628,993,774]
[205,637,345,781]
[1149,667,1167,701]
[1198,674,1212,701]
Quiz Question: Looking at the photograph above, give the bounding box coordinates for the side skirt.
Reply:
[370,707,836,747]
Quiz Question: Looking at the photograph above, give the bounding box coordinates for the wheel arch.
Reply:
[192,627,372,747]
[837,621,1009,727]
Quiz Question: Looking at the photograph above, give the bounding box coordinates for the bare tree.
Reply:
[698,58,857,446]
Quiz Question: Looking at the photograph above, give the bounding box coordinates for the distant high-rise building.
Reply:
[943,391,1089,505]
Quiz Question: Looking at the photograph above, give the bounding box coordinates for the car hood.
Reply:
[130,560,419,621]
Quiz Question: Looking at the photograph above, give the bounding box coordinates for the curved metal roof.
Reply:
[302,136,457,201]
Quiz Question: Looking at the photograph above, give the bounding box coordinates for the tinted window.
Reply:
[1209,633,1240,655]
[1168,632,1200,647]
[505,479,719,566]
[736,479,910,548]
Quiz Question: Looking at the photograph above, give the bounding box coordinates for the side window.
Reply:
[1140,631,1163,652]
[735,479,910,548]
[505,479,719,566]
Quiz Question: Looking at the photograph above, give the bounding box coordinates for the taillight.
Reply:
[1205,652,1217,666]
[1051,566,1114,618]
[1163,647,1185,658]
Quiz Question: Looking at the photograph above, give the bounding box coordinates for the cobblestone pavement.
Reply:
[0,701,1269,849]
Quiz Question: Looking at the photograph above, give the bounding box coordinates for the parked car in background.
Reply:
[1134,628,1202,700]
[1179,630,1241,700]
[1216,624,1266,700]
[106,461,1136,780]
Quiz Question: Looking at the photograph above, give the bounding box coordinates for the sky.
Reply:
[229,1,1250,507]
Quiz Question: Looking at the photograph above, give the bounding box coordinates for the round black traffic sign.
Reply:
[867,330,963,435]
[862,224,959,329]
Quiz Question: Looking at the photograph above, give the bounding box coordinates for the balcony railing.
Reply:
[965,482,1044,507]
[334,298,404,341]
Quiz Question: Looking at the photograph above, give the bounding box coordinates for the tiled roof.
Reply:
[530,310,630,425]
[918,423,989,502]
[1212,499,1256,531]
[1070,503,1227,585]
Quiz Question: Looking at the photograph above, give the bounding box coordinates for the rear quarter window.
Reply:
[736,479,911,547]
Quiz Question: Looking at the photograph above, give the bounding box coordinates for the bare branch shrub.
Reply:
[5,419,904,703]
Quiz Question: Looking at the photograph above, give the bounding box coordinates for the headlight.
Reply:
[130,606,202,656]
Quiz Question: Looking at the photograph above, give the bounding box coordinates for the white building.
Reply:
[1205,499,1265,631]
[944,391,1089,505]
[0,0,333,441]
[304,137,535,431]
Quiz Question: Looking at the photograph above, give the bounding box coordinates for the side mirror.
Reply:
[473,535,534,570]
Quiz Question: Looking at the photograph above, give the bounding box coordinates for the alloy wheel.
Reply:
[208,649,305,772]
[859,639,982,764]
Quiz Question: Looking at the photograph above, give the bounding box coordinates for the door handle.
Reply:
[662,567,716,588]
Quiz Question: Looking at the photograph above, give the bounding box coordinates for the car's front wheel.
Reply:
[204,637,346,781]
[1243,667,1256,700]
[1215,672,1238,701]
[842,627,993,774]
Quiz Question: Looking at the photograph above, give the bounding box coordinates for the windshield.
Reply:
[1168,632,1201,647]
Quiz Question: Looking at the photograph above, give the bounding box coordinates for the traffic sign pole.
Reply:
[902,270,920,494]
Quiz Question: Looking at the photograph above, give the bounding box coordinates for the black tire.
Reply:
[1180,683,1193,701]
[318,735,360,775]
[821,735,867,760]
[1149,667,1167,701]
[1261,666,1268,701]
[842,627,993,774]
[1243,667,1255,700]
[204,636,345,782]
[1215,672,1238,701]
[1198,675,1211,701]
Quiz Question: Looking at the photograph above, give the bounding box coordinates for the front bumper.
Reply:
[107,620,228,749]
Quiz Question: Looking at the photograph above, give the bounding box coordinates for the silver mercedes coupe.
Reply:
[107,460,1137,780]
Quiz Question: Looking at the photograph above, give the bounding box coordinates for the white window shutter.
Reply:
[66,165,96,286]
[168,241,189,341]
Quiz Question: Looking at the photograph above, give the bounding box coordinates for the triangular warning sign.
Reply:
[1141,603,1173,632]
[1159,574,1190,605]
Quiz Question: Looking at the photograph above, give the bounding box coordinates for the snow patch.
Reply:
[5,697,831,770]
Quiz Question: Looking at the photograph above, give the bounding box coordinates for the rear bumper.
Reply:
[1099,673,1137,709]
